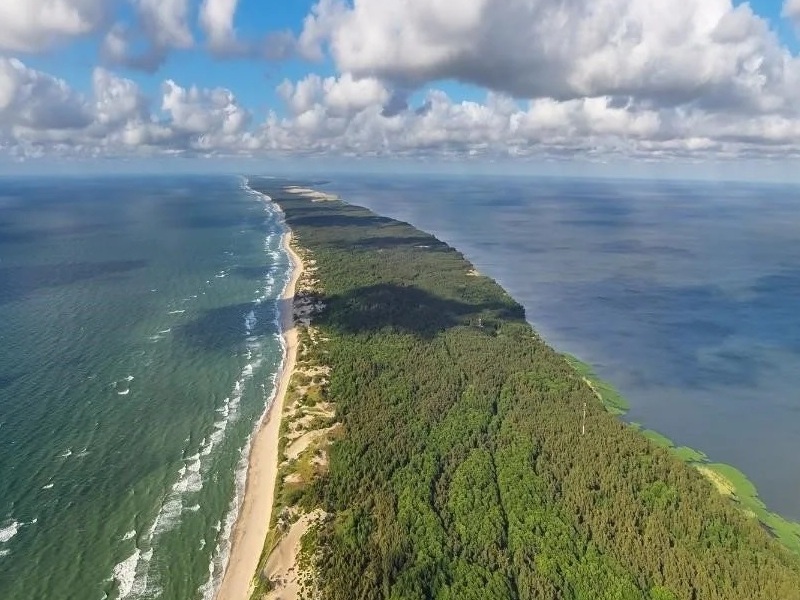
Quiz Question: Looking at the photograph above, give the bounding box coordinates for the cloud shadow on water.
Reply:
[0,260,148,306]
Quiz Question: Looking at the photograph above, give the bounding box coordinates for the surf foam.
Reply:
[0,520,19,543]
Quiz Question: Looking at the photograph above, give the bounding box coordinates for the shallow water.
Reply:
[324,173,800,522]
[0,176,290,600]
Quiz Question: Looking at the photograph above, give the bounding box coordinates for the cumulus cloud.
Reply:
[200,0,240,53]
[0,0,107,53]
[103,0,193,71]
[785,0,800,21]
[5,55,800,163]
[299,0,800,116]
[277,73,390,117]
[0,58,91,130]
[198,0,298,60]
[0,58,260,158]
[162,80,250,141]
[6,0,800,166]
[135,0,193,49]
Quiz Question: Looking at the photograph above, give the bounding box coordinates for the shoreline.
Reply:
[215,225,304,600]
[567,353,800,555]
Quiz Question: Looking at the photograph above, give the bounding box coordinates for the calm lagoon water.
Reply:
[323,174,800,522]
[0,176,290,600]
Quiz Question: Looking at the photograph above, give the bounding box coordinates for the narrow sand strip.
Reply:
[216,229,303,600]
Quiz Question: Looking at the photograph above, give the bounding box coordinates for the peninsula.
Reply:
[227,178,800,600]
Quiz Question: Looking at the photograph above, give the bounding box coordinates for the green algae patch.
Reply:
[641,429,674,449]
[698,463,800,556]
[564,354,629,414]
[671,446,708,463]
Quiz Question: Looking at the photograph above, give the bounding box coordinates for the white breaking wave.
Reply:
[200,177,293,600]
[244,310,257,335]
[112,548,140,599]
[0,520,20,543]
[122,530,136,541]
[118,334,268,597]
[114,178,292,600]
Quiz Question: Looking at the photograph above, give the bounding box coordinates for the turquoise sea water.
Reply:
[0,176,290,600]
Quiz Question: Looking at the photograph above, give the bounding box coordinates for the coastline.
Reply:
[566,353,800,555]
[215,227,304,600]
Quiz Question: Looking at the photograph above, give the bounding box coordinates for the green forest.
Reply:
[253,178,800,600]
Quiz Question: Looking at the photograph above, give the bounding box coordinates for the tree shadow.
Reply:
[0,260,148,306]
[331,235,453,253]
[315,283,525,339]
[286,213,398,230]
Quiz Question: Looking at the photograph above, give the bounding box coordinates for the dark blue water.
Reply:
[323,174,800,522]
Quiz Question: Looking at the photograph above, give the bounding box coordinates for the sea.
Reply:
[321,173,800,523]
[2,173,800,600]
[0,176,291,600]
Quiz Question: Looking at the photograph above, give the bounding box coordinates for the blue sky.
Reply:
[20,0,488,119]
[2,0,800,177]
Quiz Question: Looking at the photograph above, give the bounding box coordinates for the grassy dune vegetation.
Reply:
[252,178,800,600]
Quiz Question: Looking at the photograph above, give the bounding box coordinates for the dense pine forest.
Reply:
[252,178,800,600]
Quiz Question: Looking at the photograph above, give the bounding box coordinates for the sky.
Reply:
[2,0,800,178]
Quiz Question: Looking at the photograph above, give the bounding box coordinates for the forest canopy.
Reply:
[252,178,800,600]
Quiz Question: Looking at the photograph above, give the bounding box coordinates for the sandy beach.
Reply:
[215,228,303,600]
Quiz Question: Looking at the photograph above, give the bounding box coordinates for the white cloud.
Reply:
[93,67,148,127]
[0,58,259,158]
[160,80,254,152]
[103,0,193,71]
[200,0,240,53]
[0,58,91,130]
[5,38,800,164]
[134,0,193,49]
[300,0,800,116]
[0,0,107,53]
[278,73,390,117]
[784,0,800,24]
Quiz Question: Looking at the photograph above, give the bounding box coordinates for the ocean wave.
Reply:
[112,548,140,599]
[0,520,20,543]
[119,346,267,596]
[122,530,136,541]
[200,179,293,598]
[245,310,257,335]
[198,179,290,600]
